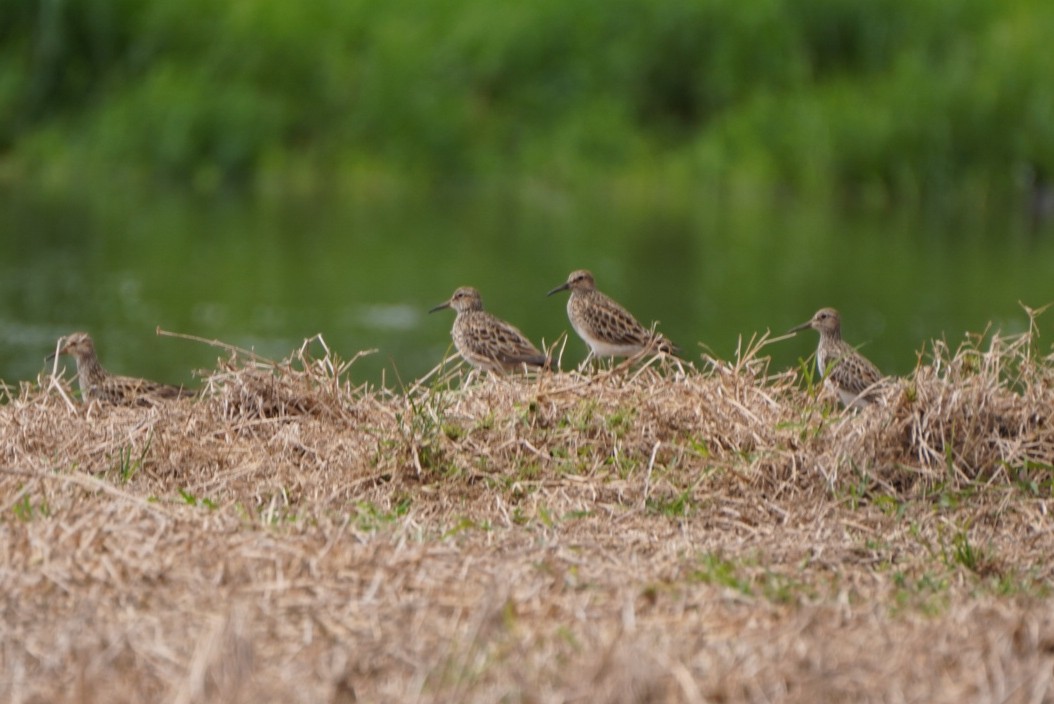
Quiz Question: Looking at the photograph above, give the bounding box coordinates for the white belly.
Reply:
[585,337,644,358]
[571,320,640,357]
[824,377,870,409]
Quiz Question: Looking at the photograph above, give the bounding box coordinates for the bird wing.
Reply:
[473,314,547,367]
[828,350,883,397]
[589,296,678,355]
[586,296,651,346]
[92,375,195,405]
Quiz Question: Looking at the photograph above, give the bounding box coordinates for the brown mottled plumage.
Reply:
[547,269,678,360]
[429,287,548,374]
[790,308,883,408]
[51,332,195,405]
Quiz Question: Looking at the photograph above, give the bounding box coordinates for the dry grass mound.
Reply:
[2,321,1054,703]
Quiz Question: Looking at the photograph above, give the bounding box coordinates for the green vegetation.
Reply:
[177,486,216,510]
[3,0,1052,206]
[355,497,412,532]
[111,434,152,483]
[10,489,49,521]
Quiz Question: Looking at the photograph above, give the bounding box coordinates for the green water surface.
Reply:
[2,184,1052,392]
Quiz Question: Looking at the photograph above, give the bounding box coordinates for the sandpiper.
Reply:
[546,269,678,361]
[429,286,548,374]
[789,307,883,408]
[51,332,195,405]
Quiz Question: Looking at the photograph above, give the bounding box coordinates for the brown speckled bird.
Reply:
[51,332,195,405]
[547,269,678,361]
[429,287,548,374]
[790,307,883,408]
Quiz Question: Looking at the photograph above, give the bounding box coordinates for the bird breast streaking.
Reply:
[789,307,883,408]
[429,286,548,374]
[547,269,678,360]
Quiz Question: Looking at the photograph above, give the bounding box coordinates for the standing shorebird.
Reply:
[789,307,883,408]
[429,286,548,374]
[51,332,195,405]
[546,269,678,362]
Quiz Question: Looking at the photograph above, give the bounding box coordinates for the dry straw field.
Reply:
[4,316,1054,703]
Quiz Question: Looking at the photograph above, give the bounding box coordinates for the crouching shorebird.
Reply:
[546,269,678,363]
[429,286,548,374]
[51,332,195,405]
[789,307,883,408]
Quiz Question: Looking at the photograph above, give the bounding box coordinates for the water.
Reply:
[2,183,1052,392]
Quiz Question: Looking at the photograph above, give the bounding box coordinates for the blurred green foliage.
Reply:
[1,0,1052,204]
